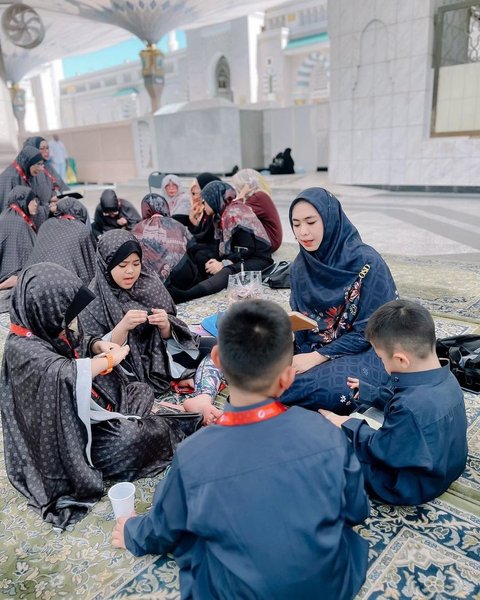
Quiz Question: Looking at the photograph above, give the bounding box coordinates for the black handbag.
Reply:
[436,334,480,392]
[262,261,291,289]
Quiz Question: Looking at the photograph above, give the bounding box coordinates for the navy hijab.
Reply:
[289,187,397,350]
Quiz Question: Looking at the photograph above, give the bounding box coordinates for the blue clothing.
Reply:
[282,188,397,413]
[124,399,370,600]
[342,365,468,505]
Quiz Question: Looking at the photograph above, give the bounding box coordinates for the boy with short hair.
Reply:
[112,299,369,599]
[321,299,468,505]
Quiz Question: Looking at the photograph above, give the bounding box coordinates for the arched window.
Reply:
[215,56,233,101]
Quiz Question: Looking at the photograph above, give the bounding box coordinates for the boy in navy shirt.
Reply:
[321,299,468,505]
[112,299,369,599]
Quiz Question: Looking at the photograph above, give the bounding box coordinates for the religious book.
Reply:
[288,311,318,331]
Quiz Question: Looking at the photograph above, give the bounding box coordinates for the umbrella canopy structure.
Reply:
[26,0,285,45]
[1,0,287,113]
[0,7,131,83]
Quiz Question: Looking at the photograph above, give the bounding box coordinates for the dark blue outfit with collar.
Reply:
[280,188,398,414]
[342,365,468,505]
[124,399,370,599]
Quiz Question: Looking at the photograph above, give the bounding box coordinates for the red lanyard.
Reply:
[11,323,111,407]
[13,161,30,185]
[10,323,34,338]
[59,215,75,221]
[44,168,59,191]
[10,204,36,231]
[216,400,287,426]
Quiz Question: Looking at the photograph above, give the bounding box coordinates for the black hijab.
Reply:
[80,229,199,393]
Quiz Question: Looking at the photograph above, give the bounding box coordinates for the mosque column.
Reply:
[168,30,179,52]
[140,43,165,114]
[0,45,19,169]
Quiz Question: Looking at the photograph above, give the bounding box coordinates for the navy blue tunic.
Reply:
[342,365,468,505]
[280,188,398,414]
[124,399,370,599]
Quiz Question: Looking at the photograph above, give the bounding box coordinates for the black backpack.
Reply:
[436,334,480,392]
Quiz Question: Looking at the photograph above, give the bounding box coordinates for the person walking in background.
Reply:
[49,134,69,181]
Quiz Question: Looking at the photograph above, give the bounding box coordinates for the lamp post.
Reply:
[140,43,165,114]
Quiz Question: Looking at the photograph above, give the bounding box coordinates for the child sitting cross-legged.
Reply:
[321,299,468,505]
[112,299,370,600]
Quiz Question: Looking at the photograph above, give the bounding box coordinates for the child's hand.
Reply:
[184,394,223,425]
[111,514,135,549]
[121,310,148,331]
[148,308,171,338]
[319,409,349,427]
[347,377,360,399]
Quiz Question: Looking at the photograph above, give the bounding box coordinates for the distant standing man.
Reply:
[49,134,68,181]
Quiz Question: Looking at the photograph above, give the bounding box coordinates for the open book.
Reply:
[288,311,318,332]
[348,407,384,430]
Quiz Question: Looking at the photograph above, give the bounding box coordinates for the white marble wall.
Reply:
[263,102,329,171]
[328,0,480,186]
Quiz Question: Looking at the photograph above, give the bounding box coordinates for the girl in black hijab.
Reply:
[80,229,223,421]
[1,263,203,528]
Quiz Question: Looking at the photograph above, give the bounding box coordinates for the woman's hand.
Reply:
[148,308,171,338]
[205,259,223,275]
[318,409,349,427]
[91,340,121,355]
[292,352,328,374]
[117,216,128,227]
[110,344,130,366]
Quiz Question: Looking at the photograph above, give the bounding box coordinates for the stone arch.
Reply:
[294,51,329,104]
[214,55,233,102]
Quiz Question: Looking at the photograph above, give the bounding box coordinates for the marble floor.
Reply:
[78,172,480,264]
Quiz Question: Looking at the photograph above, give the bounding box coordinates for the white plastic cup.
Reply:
[108,482,135,519]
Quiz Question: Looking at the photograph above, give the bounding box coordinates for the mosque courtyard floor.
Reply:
[0,174,478,598]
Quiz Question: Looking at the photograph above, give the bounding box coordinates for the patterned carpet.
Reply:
[0,280,479,599]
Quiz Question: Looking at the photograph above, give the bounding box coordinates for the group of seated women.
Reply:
[0,152,401,529]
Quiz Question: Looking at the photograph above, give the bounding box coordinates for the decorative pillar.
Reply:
[168,30,179,52]
[140,43,165,114]
[9,83,26,133]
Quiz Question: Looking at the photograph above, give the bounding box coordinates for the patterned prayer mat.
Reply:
[0,289,479,599]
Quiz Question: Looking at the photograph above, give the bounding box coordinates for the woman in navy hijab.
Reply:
[280,187,398,414]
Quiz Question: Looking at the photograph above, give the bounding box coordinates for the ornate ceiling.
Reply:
[0,1,286,82]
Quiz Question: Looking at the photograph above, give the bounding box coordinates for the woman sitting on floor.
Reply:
[79,229,223,422]
[170,181,273,303]
[0,186,38,311]
[132,193,199,291]
[232,168,283,252]
[161,174,191,226]
[279,187,398,414]
[1,263,203,528]
[187,173,222,274]
[92,189,141,239]
[24,136,69,227]
[25,197,96,285]
[0,146,44,213]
